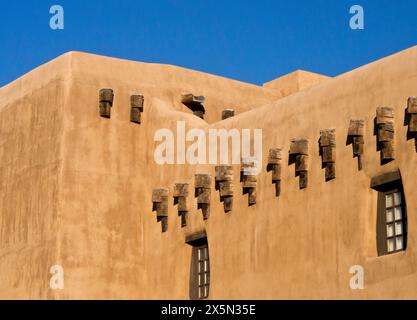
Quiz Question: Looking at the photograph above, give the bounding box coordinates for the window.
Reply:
[371,170,407,256]
[186,231,210,300]
[196,245,210,299]
[383,190,405,253]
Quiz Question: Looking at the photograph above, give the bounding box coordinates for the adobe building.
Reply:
[1,47,417,299]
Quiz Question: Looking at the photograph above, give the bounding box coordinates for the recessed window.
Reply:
[197,245,210,299]
[371,170,407,256]
[186,231,210,300]
[384,190,405,253]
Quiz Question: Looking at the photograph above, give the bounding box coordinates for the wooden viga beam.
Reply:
[181,93,205,105]
[130,94,144,124]
[376,106,395,162]
[173,183,189,227]
[152,188,169,232]
[222,109,235,120]
[240,158,257,206]
[215,165,234,213]
[320,129,336,181]
[99,88,114,118]
[267,148,282,197]
[407,97,417,152]
[289,139,309,189]
[195,174,211,220]
[348,120,365,170]
[181,93,206,119]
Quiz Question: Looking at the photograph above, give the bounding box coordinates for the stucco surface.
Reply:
[1,48,417,299]
[263,69,331,98]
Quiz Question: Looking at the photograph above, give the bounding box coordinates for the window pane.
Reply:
[387,238,395,252]
[198,261,203,273]
[394,192,402,205]
[198,249,202,260]
[385,194,393,208]
[395,207,402,221]
[198,274,203,286]
[199,287,204,298]
[386,209,394,223]
[204,286,209,297]
[387,224,394,238]
[395,222,403,236]
[396,236,404,250]
[204,260,208,272]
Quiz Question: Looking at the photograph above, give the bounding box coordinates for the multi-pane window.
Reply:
[197,245,210,299]
[384,190,405,253]
[186,232,210,300]
[371,170,407,256]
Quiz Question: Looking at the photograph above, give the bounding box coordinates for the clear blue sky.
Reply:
[0,0,416,87]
